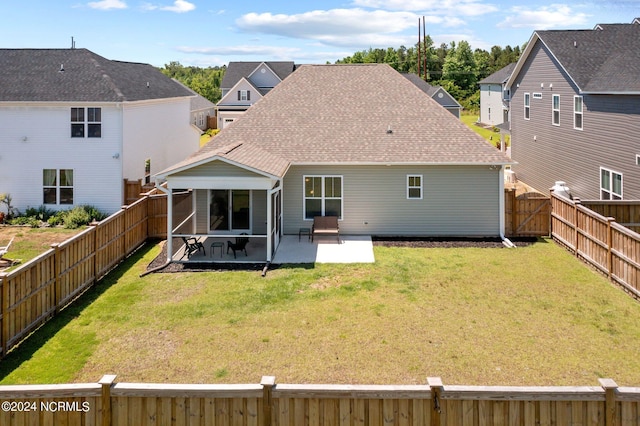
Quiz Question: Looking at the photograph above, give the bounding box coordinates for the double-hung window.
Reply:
[524,93,530,120]
[552,94,560,126]
[71,107,101,138]
[574,96,583,130]
[238,90,250,101]
[43,169,74,205]
[304,176,342,219]
[407,175,423,199]
[600,168,622,200]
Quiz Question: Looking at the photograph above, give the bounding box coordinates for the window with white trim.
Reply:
[552,94,560,126]
[407,175,422,199]
[524,93,530,120]
[43,169,74,205]
[71,107,101,138]
[303,176,342,219]
[574,96,583,130]
[238,90,250,101]
[600,167,622,200]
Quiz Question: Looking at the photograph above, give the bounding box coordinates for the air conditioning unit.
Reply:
[504,169,517,184]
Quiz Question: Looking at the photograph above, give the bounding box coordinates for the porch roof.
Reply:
[158,141,290,180]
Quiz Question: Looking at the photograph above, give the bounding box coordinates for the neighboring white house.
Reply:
[216,61,296,129]
[0,48,201,214]
[478,63,516,126]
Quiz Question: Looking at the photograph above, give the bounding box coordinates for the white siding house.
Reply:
[0,48,200,214]
[478,63,516,126]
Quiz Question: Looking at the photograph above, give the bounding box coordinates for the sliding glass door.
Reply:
[210,190,251,232]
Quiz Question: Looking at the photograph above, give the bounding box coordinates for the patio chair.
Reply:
[180,237,206,260]
[227,233,249,258]
[0,237,14,260]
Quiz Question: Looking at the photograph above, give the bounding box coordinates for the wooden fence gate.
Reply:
[504,188,550,237]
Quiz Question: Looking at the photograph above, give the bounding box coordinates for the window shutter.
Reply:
[247,91,251,101]
[237,91,241,101]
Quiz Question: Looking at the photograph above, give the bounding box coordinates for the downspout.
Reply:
[498,165,516,248]
[140,178,172,276]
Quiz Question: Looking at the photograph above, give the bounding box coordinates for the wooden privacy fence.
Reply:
[551,193,640,299]
[0,193,165,358]
[0,375,638,425]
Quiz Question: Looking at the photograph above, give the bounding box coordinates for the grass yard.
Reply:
[0,226,84,271]
[1,239,640,387]
[461,112,506,148]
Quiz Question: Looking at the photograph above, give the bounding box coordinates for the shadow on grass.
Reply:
[0,243,155,382]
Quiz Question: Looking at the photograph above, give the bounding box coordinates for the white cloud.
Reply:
[236,8,418,47]
[352,0,498,16]
[87,0,127,10]
[497,4,591,29]
[176,45,302,58]
[142,0,195,13]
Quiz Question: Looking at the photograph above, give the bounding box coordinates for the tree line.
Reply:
[335,39,522,111]
[159,39,522,112]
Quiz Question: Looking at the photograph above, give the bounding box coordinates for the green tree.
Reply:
[441,40,478,98]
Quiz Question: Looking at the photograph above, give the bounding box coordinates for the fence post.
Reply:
[427,377,443,426]
[574,198,581,256]
[261,376,276,426]
[607,217,615,280]
[599,378,618,426]
[51,243,62,314]
[0,272,7,356]
[99,374,117,426]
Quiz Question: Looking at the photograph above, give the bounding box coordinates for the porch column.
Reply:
[266,190,272,262]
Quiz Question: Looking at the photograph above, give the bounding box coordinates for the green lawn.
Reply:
[2,239,640,386]
[461,112,507,148]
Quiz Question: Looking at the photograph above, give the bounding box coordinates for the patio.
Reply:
[174,235,375,264]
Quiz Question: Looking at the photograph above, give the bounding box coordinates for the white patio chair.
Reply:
[0,237,14,259]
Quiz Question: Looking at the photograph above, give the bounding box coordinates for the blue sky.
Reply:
[1,0,638,67]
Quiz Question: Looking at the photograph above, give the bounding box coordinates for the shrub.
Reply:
[8,216,40,228]
[61,205,108,229]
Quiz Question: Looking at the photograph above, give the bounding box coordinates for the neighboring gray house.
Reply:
[507,18,640,199]
[402,73,463,118]
[478,63,516,126]
[157,64,513,262]
[216,61,296,129]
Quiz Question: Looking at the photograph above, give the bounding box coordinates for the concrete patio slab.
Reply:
[272,235,375,264]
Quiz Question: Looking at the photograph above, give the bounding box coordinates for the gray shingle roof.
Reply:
[220,62,296,90]
[162,64,511,177]
[478,63,516,85]
[0,48,194,102]
[535,19,640,92]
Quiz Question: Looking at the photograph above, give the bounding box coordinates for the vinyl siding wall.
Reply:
[511,41,640,199]
[122,98,198,183]
[479,84,506,125]
[282,165,501,236]
[0,103,123,213]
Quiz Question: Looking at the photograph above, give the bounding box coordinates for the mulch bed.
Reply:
[145,237,539,273]
[372,236,538,248]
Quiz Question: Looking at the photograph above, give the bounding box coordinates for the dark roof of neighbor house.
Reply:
[478,63,516,85]
[0,48,194,102]
[402,73,462,108]
[161,64,511,178]
[220,61,297,90]
[508,18,640,93]
[401,73,439,97]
